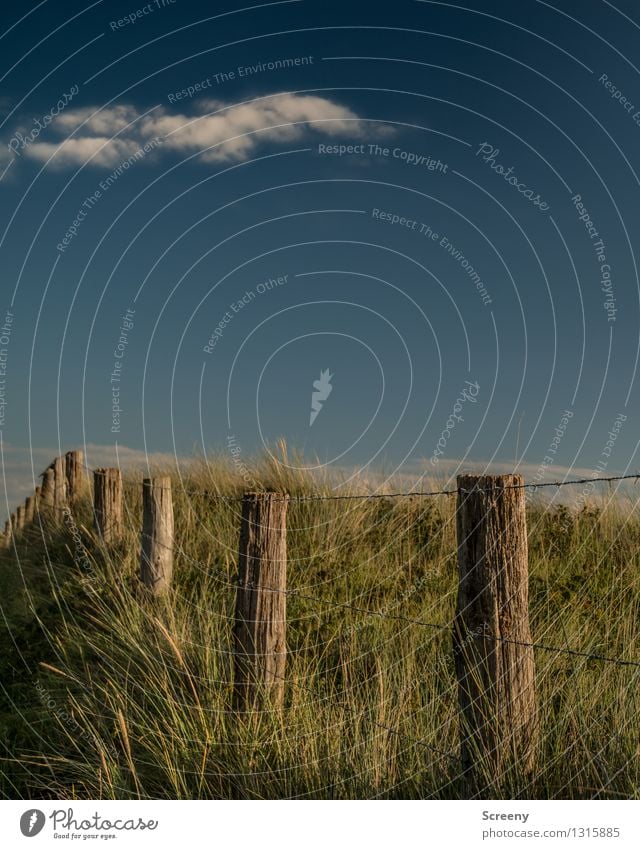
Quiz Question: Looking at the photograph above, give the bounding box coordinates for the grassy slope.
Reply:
[0,455,639,799]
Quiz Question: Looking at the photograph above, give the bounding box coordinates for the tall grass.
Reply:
[1,452,639,799]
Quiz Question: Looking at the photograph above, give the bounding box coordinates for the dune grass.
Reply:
[0,451,639,799]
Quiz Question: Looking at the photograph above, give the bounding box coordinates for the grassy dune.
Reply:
[1,452,639,799]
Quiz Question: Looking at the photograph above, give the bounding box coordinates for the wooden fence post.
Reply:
[140,477,173,596]
[93,468,123,544]
[25,496,35,525]
[65,450,85,502]
[234,492,289,712]
[3,519,10,549]
[15,505,25,534]
[40,468,54,508]
[52,457,67,520]
[455,474,537,791]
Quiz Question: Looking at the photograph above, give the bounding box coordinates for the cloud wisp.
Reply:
[6,94,390,169]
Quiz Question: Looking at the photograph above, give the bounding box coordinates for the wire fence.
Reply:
[135,529,640,673]
[5,452,640,777]
[72,460,640,501]
[9,459,640,678]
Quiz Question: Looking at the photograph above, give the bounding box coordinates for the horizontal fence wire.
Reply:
[136,529,640,673]
[13,463,640,676]
[136,530,640,671]
[257,584,640,671]
[70,466,640,502]
[12,509,640,673]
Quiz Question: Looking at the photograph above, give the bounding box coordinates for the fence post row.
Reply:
[454,474,538,790]
[2,458,547,787]
[140,477,173,596]
[93,468,123,544]
[234,492,289,712]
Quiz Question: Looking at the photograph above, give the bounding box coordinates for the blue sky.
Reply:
[2,0,640,518]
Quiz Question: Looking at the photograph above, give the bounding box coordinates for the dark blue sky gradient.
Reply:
[1,0,640,515]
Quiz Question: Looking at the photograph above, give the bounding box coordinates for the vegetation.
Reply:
[1,451,639,799]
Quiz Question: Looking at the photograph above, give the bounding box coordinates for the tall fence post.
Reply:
[52,457,67,520]
[454,474,537,791]
[40,468,54,509]
[93,468,123,544]
[3,519,11,549]
[234,492,289,712]
[140,477,173,596]
[25,496,35,525]
[15,505,25,534]
[65,450,85,502]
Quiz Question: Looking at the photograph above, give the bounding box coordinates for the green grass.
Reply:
[1,451,639,799]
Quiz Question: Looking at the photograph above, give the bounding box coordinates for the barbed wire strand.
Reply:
[68,467,640,501]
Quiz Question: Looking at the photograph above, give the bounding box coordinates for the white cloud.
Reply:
[25,136,145,168]
[53,104,140,135]
[11,94,391,169]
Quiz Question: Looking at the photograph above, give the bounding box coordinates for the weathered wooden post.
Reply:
[3,519,11,549]
[234,492,289,712]
[140,477,173,596]
[40,468,54,509]
[52,456,67,521]
[65,450,85,502]
[93,468,123,544]
[25,496,35,524]
[15,505,25,534]
[454,474,537,791]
